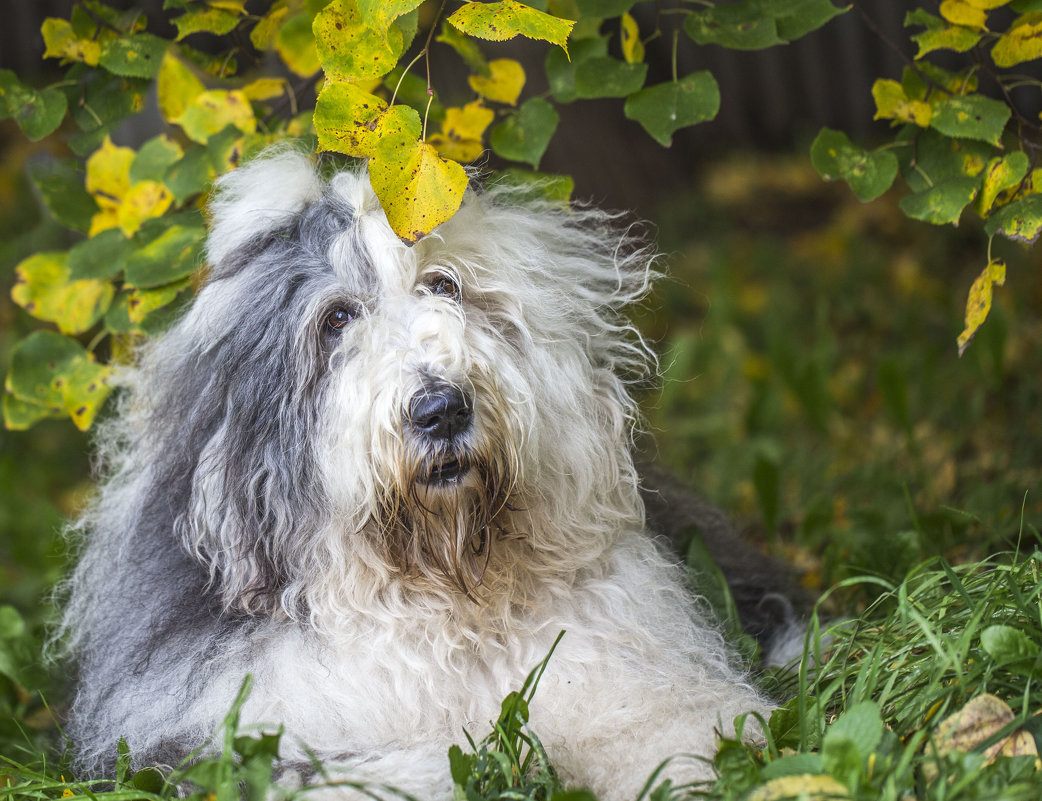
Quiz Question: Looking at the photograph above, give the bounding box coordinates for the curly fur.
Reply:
[58,149,769,800]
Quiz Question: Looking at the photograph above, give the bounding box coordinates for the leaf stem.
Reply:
[672,29,679,83]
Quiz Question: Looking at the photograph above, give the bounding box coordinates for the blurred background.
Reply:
[2,0,1040,657]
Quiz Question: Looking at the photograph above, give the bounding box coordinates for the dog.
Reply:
[59,149,795,799]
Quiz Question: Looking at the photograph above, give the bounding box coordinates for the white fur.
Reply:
[60,150,769,801]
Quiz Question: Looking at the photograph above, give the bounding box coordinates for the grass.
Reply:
[3,151,1042,798]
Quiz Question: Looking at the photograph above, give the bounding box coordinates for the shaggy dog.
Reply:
[60,150,791,799]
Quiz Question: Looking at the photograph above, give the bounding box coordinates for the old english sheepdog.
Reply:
[60,150,796,799]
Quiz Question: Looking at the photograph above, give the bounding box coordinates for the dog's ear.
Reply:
[206,148,323,267]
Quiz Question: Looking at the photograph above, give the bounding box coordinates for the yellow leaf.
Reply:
[11,252,115,335]
[127,278,191,323]
[963,0,1010,7]
[276,12,320,77]
[242,77,289,102]
[992,13,1042,67]
[62,357,115,431]
[620,13,644,64]
[157,49,206,123]
[872,79,933,127]
[977,152,1029,213]
[448,1,573,56]
[957,261,1005,356]
[468,58,526,106]
[369,136,467,243]
[41,18,102,65]
[208,0,248,12]
[746,774,849,801]
[314,81,398,156]
[178,89,256,144]
[85,137,135,234]
[429,101,493,162]
[117,181,173,237]
[314,0,404,82]
[251,1,290,50]
[932,692,1038,766]
[940,0,989,29]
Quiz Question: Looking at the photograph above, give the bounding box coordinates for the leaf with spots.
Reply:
[98,33,167,79]
[177,89,256,144]
[977,151,1029,214]
[930,93,1011,146]
[369,135,468,244]
[872,79,933,127]
[356,0,424,37]
[123,223,205,289]
[906,9,983,57]
[314,0,404,82]
[957,259,1005,355]
[448,1,574,55]
[810,128,898,202]
[899,176,981,225]
[991,12,1042,66]
[172,8,241,40]
[85,137,135,236]
[11,251,115,335]
[430,101,495,163]
[41,18,102,65]
[127,277,193,324]
[624,72,720,147]
[984,193,1042,242]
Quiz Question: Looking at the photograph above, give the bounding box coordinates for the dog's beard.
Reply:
[372,441,520,598]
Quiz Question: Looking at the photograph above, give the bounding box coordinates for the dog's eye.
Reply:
[324,305,357,331]
[427,274,460,301]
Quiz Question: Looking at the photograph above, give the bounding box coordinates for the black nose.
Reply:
[407,386,473,441]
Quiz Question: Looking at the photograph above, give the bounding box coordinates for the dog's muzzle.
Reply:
[407,384,473,485]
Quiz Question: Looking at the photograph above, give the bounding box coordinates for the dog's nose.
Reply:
[407,386,473,440]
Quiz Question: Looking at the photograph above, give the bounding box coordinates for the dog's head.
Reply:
[135,149,655,620]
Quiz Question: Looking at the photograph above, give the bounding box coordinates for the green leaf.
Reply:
[899,176,981,225]
[12,251,115,334]
[163,145,215,204]
[130,134,184,184]
[930,94,1011,146]
[3,394,64,430]
[984,194,1042,242]
[6,331,113,431]
[905,8,983,57]
[13,86,67,141]
[123,224,205,288]
[65,71,149,155]
[623,72,720,147]
[68,228,135,281]
[981,624,1038,665]
[824,701,883,761]
[98,33,168,78]
[775,0,849,41]
[574,57,647,99]
[27,158,98,233]
[978,151,1029,213]
[277,11,321,77]
[314,0,404,82]
[760,752,826,780]
[810,128,898,201]
[490,97,559,168]
[448,1,574,55]
[896,127,990,193]
[369,135,468,244]
[493,168,574,204]
[172,7,241,40]
[684,4,784,50]
[356,0,423,35]
[545,36,608,103]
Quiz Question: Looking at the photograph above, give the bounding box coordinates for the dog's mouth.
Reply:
[424,455,470,486]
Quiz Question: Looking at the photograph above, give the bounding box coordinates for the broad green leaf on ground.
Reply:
[930,93,1011,146]
[178,89,256,143]
[977,151,1029,213]
[431,101,495,162]
[157,49,206,123]
[490,97,558,168]
[620,13,644,64]
[356,0,423,37]
[980,624,1038,668]
[130,134,184,183]
[369,134,468,243]
[992,12,1042,66]
[899,176,981,225]
[469,58,526,105]
[315,0,404,82]
[823,701,884,762]
[172,7,241,40]
[5,331,114,431]
[98,33,167,78]
[810,128,898,201]
[67,228,135,280]
[11,252,115,335]
[41,17,102,65]
[984,193,1042,242]
[448,1,574,55]
[957,259,1005,355]
[574,57,647,99]
[872,79,932,126]
[545,37,609,103]
[493,168,574,204]
[26,158,98,233]
[906,9,983,56]
[123,224,205,288]
[623,72,720,147]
